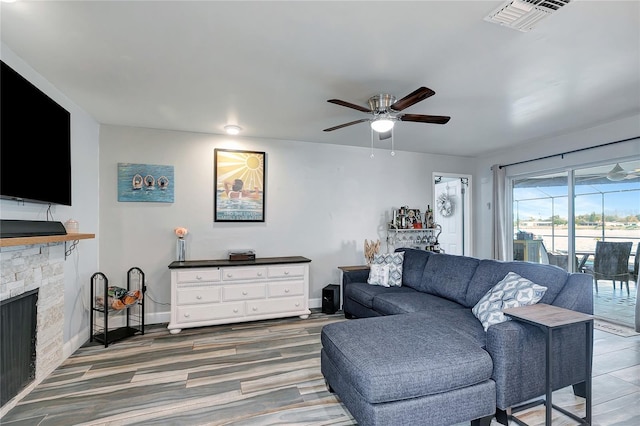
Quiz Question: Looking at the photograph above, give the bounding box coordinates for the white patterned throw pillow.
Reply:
[472,272,547,331]
[371,252,404,287]
[367,264,390,287]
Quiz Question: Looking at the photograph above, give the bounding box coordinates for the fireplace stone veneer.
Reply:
[0,242,65,409]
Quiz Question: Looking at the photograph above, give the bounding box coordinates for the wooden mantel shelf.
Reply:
[0,233,95,248]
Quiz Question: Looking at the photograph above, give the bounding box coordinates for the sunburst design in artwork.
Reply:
[216,150,264,191]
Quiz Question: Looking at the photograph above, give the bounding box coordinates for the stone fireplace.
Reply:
[0,242,65,410]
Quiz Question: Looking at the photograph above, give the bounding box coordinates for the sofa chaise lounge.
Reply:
[320,248,593,425]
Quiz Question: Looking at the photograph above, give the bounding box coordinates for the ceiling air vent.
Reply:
[484,0,571,32]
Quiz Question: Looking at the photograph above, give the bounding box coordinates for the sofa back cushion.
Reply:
[417,253,480,305]
[465,259,569,308]
[396,248,432,290]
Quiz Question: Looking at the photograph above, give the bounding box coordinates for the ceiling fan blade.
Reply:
[323,118,370,132]
[379,130,392,140]
[327,99,372,113]
[400,114,450,124]
[390,87,435,111]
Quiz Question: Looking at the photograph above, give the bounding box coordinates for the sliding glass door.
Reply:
[512,160,640,327]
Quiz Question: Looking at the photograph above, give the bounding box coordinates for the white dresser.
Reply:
[167,256,311,334]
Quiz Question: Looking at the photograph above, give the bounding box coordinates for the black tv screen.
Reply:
[1,60,72,206]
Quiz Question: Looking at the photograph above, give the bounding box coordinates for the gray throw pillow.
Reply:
[371,252,404,287]
[472,271,547,331]
[367,264,390,287]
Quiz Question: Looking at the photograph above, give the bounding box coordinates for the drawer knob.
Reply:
[184,313,191,318]
[196,295,202,300]
[196,275,202,280]
[285,288,290,293]
[257,272,263,277]
[295,303,300,307]
[233,308,238,313]
[242,291,248,295]
[227,273,233,278]
[252,307,258,311]
[284,271,289,275]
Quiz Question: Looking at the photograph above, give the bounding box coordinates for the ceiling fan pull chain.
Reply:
[390,128,395,156]
[370,128,375,158]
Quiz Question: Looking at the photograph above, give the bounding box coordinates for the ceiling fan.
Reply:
[606,163,640,181]
[323,86,450,140]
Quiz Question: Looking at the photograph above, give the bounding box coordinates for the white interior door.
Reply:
[434,176,471,256]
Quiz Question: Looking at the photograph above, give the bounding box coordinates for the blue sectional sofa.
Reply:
[321,248,593,425]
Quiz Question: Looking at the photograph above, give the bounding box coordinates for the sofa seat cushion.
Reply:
[345,282,415,309]
[320,312,493,404]
[372,291,466,315]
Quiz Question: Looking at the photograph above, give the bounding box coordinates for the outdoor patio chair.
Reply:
[588,241,633,295]
[548,252,580,272]
[542,241,580,272]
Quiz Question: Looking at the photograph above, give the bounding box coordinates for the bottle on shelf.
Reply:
[425,205,435,228]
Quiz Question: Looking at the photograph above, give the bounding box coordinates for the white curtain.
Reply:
[492,165,508,260]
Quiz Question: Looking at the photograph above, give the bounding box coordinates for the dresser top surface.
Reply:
[168,256,311,269]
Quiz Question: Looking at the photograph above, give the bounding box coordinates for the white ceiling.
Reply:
[1,0,639,157]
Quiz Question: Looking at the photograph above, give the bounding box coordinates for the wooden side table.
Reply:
[503,303,593,426]
[337,265,369,311]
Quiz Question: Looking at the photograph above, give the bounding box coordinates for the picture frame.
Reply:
[214,148,266,222]
[117,163,174,203]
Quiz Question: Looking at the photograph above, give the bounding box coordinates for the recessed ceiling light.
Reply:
[224,125,242,135]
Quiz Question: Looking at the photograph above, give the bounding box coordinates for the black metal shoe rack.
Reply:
[90,267,146,348]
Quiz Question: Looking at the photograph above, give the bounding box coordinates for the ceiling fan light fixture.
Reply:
[370,118,394,133]
[606,163,627,181]
[224,124,242,135]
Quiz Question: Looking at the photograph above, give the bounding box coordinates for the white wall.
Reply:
[473,114,640,259]
[0,44,100,357]
[99,125,475,323]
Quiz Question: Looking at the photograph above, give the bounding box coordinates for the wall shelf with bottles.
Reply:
[387,205,442,252]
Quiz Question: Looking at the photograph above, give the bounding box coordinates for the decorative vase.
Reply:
[176,238,186,262]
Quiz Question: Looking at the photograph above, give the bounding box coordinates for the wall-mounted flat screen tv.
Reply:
[1,60,72,206]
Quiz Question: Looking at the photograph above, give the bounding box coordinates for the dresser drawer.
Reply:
[221,267,267,281]
[176,269,221,283]
[268,280,304,297]
[176,302,244,323]
[176,287,221,305]
[247,297,306,316]
[223,283,266,301]
[268,264,306,279]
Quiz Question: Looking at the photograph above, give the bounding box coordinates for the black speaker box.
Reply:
[322,284,340,314]
[0,219,66,238]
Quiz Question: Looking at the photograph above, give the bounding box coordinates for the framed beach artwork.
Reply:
[214,148,266,222]
[117,163,174,203]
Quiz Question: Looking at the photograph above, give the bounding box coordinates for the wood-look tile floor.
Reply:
[2,310,639,426]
